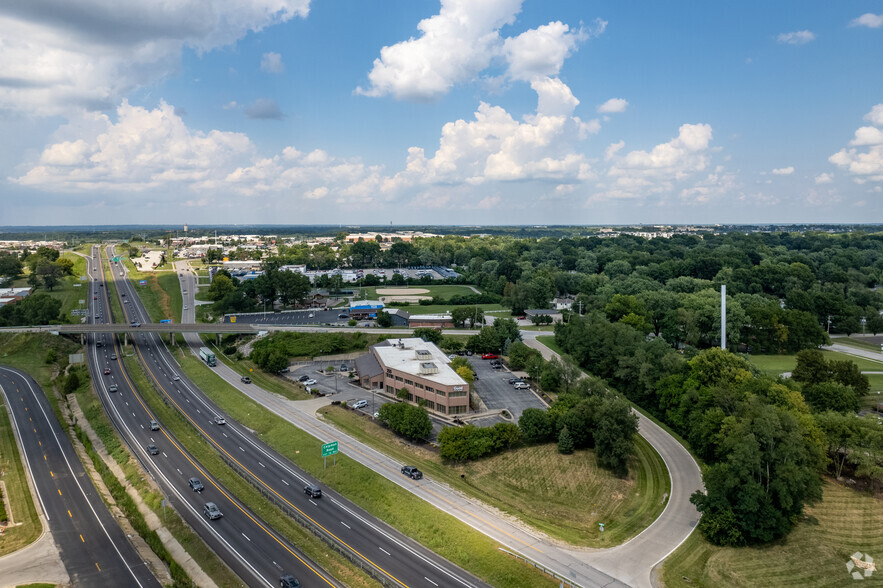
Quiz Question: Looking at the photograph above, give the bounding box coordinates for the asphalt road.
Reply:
[93,247,342,588]
[121,254,489,588]
[0,366,160,588]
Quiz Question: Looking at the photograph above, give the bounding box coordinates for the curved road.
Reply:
[175,261,703,588]
[0,366,161,588]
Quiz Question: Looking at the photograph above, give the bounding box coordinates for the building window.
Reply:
[415,382,424,389]
[406,392,413,402]
[386,385,394,394]
[449,405,467,415]
[404,379,413,386]
[424,400,435,410]
[395,375,403,382]
[448,390,467,398]
[435,389,446,397]
[425,386,434,393]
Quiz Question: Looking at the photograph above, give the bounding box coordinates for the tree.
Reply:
[557,425,574,454]
[63,371,81,394]
[867,315,883,336]
[802,381,859,414]
[0,293,62,326]
[275,270,311,307]
[594,396,638,476]
[378,402,432,441]
[413,327,443,345]
[815,411,861,479]
[376,310,392,328]
[451,306,483,328]
[792,349,829,384]
[518,408,554,443]
[440,337,463,354]
[0,252,23,280]
[207,273,236,301]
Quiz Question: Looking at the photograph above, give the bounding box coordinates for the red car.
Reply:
[516,315,526,320]
[481,353,498,360]
[103,368,111,375]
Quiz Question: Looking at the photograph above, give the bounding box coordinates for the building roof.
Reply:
[372,338,467,387]
[408,313,453,321]
[350,300,384,309]
[386,308,410,318]
[354,353,383,379]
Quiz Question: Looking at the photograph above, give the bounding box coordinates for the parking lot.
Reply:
[223,308,353,325]
[469,356,546,421]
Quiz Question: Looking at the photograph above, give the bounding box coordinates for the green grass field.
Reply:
[321,405,669,547]
[202,342,311,401]
[12,251,91,323]
[400,303,507,316]
[169,349,559,587]
[663,479,883,587]
[748,351,883,375]
[121,257,182,322]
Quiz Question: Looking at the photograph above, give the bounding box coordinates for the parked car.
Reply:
[303,483,322,498]
[481,353,498,360]
[303,379,316,386]
[352,399,368,409]
[513,381,530,390]
[147,444,159,455]
[338,313,349,319]
[203,502,222,520]
[517,315,526,320]
[465,350,473,356]
[240,376,251,384]
[340,364,348,372]
[150,420,159,431]
[298,375,310,382]
[108,383,118,392]
[508,378,524,385]
[189,477,204,492]
[491,363,503,370]
[279,573,300,588]
[213,416,226,425]
[401,465,423,480]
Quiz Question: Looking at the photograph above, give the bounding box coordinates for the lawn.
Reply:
[168,349,560,588]
[835,337,883,353]
[13,251,90,322]
[321,405,669,547]
[121,257,182,322]
[400,303,506,316]
[201,340,311,401]
[748,351,883,375]
[662,479,883,587]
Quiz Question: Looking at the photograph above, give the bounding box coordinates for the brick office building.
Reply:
[355,338,469,416]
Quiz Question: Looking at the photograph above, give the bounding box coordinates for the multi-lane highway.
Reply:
[110,250,488,588]
[88,246,343,588]
[0,366,161,588]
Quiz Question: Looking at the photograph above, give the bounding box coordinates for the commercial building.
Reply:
[408,313,455,328]
[385,308,410,326]
[356,338,469,416]
[349,300,384,319]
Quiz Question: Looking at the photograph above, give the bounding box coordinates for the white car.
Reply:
[352,399,368,409]
[303,379,317,386]
[513,381,530,390]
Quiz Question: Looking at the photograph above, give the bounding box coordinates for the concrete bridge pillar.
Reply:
[170,331,174,346]
[124,332,127,347]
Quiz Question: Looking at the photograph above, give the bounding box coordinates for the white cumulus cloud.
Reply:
[261,52,285,74]
[777,30,816,45]
[0,0,310,115]
[851,13,883,28]
[503,20,587,81]
[771,166,794,175]
[597,98,629,113]
[829,102,883,183]
[814,173,834,184]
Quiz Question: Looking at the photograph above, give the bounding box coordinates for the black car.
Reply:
[189,477,204,492]
[303,483,322,498]
[280,573,300,588]
[401,466,423,480]
[240,376,251,384]
[298,375,310,382]
[508,377,525,385]
[338,313,349,319]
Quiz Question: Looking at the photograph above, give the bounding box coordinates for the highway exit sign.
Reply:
[321,441,338,457]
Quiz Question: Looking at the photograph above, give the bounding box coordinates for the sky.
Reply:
[1,1,882,226]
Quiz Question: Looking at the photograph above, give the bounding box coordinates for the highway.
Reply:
[109,252,489,588]
[0,366,161,588]
[88,247,342,588]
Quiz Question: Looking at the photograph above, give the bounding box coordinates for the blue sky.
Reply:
[1,1,881,226]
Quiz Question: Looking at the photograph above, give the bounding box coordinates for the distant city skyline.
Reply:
[1,1,881,225]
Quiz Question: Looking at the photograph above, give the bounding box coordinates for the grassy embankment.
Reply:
[663,479,883,587]
[169,349,560,588]
[321,405,668,547]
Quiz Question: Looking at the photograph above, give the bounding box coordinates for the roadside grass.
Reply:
[19,251,90,322]
[121,263,182,323]
[15,584,55,588]
[207,348,311,401]
[360,284,481,299]
[122,351,380,588]
[662,479,883,587]
[834,337,882,352]
[169,349,560,588]
[748,351,883,375]
[0,392,41,555]
[321,405,669,547]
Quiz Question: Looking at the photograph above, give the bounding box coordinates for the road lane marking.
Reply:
[68,510,72,517]
[80,534,85,543]
[281,479,289,486]
[58,489,62,496]
[309,499,317,506]
[241,532,251,542]
[379,547,390,555]
[425,577,438,587]
[95,562,101,572]
[341,521,351,529]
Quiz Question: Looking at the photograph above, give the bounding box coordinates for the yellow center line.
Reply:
[50,471,54,477]
[80,534,85,543]
[58,489,62,496]
[99,250,341,588]
[95,562,101,572]
[68,510,72,518]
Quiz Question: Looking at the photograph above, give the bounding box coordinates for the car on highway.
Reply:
[240,376,251,384]
[130,321,141,327]
[109,353,117,360]
[513,381,530,389]
[121,293,125,297]
[96,341,103,347]
[93,295,98,300]
[280,573,300,588]
[150,420,159,431]
[203,502,222,520]
[95,314,100,319]
[213,416,226,425]
[303,379,316,386]
[298,375,310,382]
[481,353,498,360]
[401,465,423,480]
[147,444,159,455]
[108,383,118,392]
[303,483,322,498]
[103,367,111,375]
[189,477,204,492]
[172,374,180,381]
[352,399,368,409]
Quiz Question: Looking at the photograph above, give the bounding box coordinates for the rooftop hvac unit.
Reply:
[418,362,439,375]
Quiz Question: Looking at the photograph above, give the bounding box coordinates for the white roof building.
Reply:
[372,338,467,388]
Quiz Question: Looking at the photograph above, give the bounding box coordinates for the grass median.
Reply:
[0,392,41,556]
[169,348,560,588]
[321,405,669,547]
[122,351,378,588]
[122,258,182,323]
[663,479,883,587]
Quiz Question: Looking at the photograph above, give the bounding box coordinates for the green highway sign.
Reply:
[322,441,339,457]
